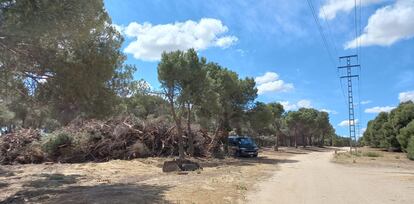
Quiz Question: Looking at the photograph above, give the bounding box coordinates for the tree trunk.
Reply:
[321,133,325,147]
[186,103,194,156]
[302,133,306,148]
[294,128,298,148]
[169,99,185,159]
[274,134,279,151]
[309,135,312,146]
[208,119,222,155]
[274,122,280,151]
[222,112,230,154]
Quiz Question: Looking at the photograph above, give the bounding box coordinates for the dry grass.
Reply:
[332,147,414,170]
[0,148,310,204]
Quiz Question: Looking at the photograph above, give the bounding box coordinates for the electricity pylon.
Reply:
[338,55,359,153]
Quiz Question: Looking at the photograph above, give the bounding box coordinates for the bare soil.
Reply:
[0,148,297,204]
[247,147,414,204]
[2,147,413,204]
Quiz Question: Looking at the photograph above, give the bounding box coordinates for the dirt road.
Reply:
[247,150,414,204]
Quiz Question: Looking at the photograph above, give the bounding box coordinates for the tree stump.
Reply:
[162,159,202,172]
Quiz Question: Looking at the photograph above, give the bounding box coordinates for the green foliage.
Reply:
[332,135,350,147]
[361,101,414,160]
[157,50,187,158]
[397,120,414,151]
[0,102,14,126]
[0,0,135,124]
[0,0,344,160]
[284,108,334,147]
[248,102,274,135]
[407,136,414,160]
[268,103,284,118]
[125,93,168,119]
[202,63,257,134]
[362,101,414,151]
[267,103,284,131]
[363,112,389,148]
[42,132,73,157]
[390,101,414,132]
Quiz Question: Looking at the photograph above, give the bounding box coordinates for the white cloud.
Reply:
[257,81,294,95]
[399,90,414,102]
[338,119,359,127]
[364,106,396,113]
[360,100,372,105]
[279,100,312,111]
[279,101,298,111]
[119,18,238,61]
[319,0,382,20]
[255,72,279,84]
[345,0,414,49]
[297,99,312,108]
[255,72,294,95]
[320,108,338,114]
[215,36,238,48]
[279,100,336,114]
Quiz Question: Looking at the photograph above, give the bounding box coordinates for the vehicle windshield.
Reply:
[238,138,255,146]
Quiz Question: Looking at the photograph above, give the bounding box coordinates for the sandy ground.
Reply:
[1,147,413,204]
[0,148,295,204]
[247,148,414,204]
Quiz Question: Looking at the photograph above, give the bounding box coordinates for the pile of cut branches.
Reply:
[0,116,213,164]
[0,129,43,164]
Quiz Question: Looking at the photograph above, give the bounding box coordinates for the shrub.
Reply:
[362,151,382,157]
[407,136,414,160]
[41,131,73,157]
[397,120,414,151]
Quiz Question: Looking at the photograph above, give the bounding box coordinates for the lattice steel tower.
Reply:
[338,55,359,153]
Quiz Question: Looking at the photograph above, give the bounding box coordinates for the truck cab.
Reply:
[228,136,259,157]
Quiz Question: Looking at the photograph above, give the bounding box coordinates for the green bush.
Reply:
[41,131,73,157]
[397,120,414,151]
[407,136,414,160]
[362,151,382,157]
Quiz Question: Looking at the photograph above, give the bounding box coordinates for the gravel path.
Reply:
[247,150,414,204]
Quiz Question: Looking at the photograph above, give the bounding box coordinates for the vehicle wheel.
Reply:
[253,154,258,157]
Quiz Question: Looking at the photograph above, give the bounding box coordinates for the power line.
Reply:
[320,1,349,108]
[321,5,340,58]
[306,0,337,67]
[354,0,359,57]
[358,0,363,62]
[308,0,349,108]
[356,0,363,139]
[337,67,350,108]
[357,73,362,138]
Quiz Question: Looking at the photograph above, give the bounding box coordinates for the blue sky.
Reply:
[104,0,414,137]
